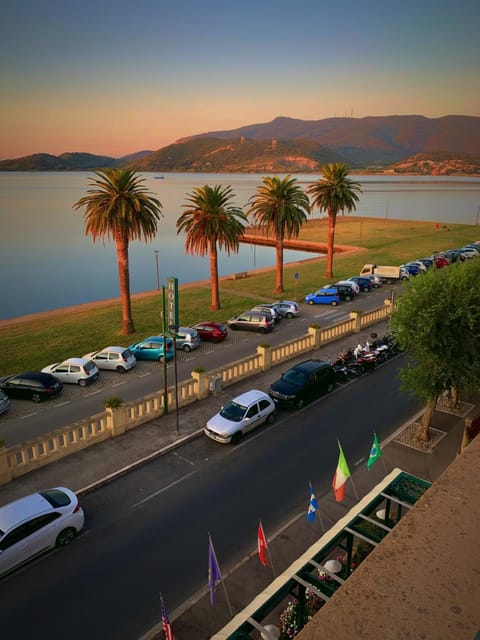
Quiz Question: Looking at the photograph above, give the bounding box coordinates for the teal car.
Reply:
[128,336,174,361]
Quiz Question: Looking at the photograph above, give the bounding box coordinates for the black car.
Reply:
[324,284,354,302]
[0,371,63,403]
[268,359,336,409]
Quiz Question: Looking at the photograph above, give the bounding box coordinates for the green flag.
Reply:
[367,432,382,470]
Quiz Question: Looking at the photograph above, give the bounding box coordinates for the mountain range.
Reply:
[1,115,480,173]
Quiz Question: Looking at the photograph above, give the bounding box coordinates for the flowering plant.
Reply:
[279,590,324,639]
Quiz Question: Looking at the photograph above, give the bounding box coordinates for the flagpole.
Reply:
[259,519,276,578]
[208,532,233,617]
[348,475,359,501]
[309,480,326,531]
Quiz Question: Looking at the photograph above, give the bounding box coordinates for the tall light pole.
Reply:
[154,250,160,291]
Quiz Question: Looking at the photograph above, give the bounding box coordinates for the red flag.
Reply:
[257,520,268,567]
[160,594,175,640]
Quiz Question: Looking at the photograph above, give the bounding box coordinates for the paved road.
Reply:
[0,354,419,640]
[0,286,396,446]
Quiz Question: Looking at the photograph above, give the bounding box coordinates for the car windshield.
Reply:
[282,369,307,385]
[220,400,247,422]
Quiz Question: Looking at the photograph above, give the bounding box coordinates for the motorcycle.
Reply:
[333,351,364,377]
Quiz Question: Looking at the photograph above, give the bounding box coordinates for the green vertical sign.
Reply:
[167,276,179,329]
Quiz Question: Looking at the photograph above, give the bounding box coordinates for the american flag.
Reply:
[160,594,175,640]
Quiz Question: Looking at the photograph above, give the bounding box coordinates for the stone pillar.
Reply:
[257,344,272,371]
[349,310,363,333]
[191,369,210,400]
[307,325,322,349]
[0,445,13,486]
[106,407,128,438]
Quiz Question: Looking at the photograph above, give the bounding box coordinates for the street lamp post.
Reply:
[154,251,160,291]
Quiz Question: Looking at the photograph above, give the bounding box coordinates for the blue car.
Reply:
[346,276,373,292]
[305,288,341,306]
[128,336,174,361]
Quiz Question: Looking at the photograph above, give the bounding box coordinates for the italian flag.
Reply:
[332,441,351,502]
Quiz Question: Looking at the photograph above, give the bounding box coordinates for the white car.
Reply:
[42,357,99,386]
[204,389,276,444]
[459,246,479,258]
[0,487,85,577]
[83,346,136,372]
[336,280,360,295]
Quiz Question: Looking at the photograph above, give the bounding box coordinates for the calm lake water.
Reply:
[1,172,479,320]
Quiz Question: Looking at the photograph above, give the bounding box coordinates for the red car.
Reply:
[434,255,449,268]
[191,322,228,343]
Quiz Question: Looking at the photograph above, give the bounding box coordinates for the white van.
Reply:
[0,487,85,576]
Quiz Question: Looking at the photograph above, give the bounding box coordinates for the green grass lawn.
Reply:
[1,217,478,373]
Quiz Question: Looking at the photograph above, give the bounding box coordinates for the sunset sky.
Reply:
[2,0,479,159]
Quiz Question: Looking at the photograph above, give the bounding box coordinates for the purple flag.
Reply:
[208,536,222,604]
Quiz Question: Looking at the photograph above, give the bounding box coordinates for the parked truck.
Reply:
[360,263,410,284]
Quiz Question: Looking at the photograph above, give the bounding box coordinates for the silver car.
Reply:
[42,357,99,386]
[270,300,301,318]
[0,487,85,577]
[204,389,276,444]
[174,327,201,352]
[83,346,136,373]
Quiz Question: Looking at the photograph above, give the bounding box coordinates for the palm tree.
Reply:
[247,175,310,294]
[74,168,163,335]
[307,163,362,279]
[176,185,247,310]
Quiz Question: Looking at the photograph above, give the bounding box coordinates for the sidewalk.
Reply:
[0,321,473,639]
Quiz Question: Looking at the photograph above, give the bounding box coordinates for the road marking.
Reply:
[54,401,71,407]
[112,381,128,387]
[20,412,38,419]
[131,470,197,507]
[85,389,102,397]
[354,457,366,466]
[139,372,152,377]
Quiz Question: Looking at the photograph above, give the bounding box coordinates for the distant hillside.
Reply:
[0,150,153,171]
[2,114,480,172]
[180,115,480,166]
[129,137,348,172]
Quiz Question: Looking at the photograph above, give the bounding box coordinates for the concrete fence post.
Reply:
[349,310,363,333]
[257,344,272,371]
[307,325,322,349]
[106,407,129,438]
[0,446,13,486]
[191,370,210,400]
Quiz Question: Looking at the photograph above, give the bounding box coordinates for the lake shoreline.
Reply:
[0,246,347,328]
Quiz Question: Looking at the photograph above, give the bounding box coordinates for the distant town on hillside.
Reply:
[1,115,480,175]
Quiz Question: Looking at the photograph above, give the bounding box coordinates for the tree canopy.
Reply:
[391,259,480,439]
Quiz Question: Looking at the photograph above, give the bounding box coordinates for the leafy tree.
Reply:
[74,168,163,335]
[247,175,310,294]
[307,163,362,279]
[176,185,247,310]
[391,259,480,440]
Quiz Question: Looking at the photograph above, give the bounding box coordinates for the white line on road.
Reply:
[112,381,128,387]
[131,470,197,508]
[53,401,71,407]
[20,412,38,419]
[139,372,152,377]
[354,457,366,466]
[85,389,102,397]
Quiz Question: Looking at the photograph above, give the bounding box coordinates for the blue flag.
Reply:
[208,536,222,604]
[307,482,318,522]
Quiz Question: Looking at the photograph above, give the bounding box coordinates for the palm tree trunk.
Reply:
[274,238,284,294]
[326,210,337,279]
[210,240,220,310]
[115,236,135,335]
[416,395,438,442]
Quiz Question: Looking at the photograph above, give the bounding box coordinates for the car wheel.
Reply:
[56,527,76,547]
[346,295,352,302]
[308,300,314,305]
[331,300,338,306]
[158,356,164,362]
[79,379,87,387]
[266,411,276,425]
[116,365,126,373]
[231,431,243,444]
[32,392,42,403]
[296,398,305,410]
[183,344,192,352]
[327,382,335,393]
[260,327,269,334]
[230,324,238,330]
[286,312,293,319]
